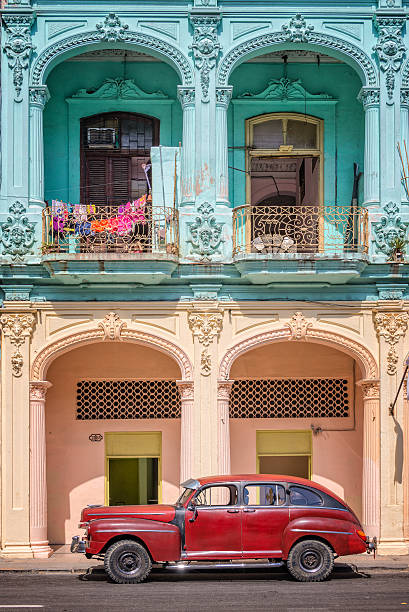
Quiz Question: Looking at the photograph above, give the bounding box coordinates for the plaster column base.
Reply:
[0,544,34,558]
[31,542,53,558]
[377,538,409,555]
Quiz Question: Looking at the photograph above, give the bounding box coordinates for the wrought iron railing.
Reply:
[232,204,368,256]
[42,204,179,256]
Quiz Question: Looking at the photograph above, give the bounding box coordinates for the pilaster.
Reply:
[29,87,50,210]
[177,87,196,206]
[217,380,233,475]
[359,88,380,207]
[215,87,233,206]
[176,381,195,483]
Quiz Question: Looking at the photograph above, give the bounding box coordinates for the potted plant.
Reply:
[388,236,408,263]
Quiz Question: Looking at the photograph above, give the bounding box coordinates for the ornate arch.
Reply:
[217,30,377,88]
[30,27,193,87]
[219,325,378,381]
[31,319,193,381]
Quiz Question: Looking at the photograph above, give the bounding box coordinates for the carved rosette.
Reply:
[359,88,380,110]
[357,379,380,401]
[0,313,35,377]
[190,15,221,102]
[374,311,409,375]
[3,14,34,102]
[177,86,196,108]
[98,312,127,341]
[373,202,409,257]
[0,201,36,262]
[188,310,223,347]
[176,380,194,401]
[374,17,406,101]
[282,14,314,43]
[96,13,129,42]
[285,312,313,341]
[29,381,52,402]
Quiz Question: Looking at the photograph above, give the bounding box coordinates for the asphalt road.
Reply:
[0,565,409,611]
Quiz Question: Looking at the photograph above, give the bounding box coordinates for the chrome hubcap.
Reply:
[299,550,323,573]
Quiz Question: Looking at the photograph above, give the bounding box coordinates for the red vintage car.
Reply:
[71,474,376,583]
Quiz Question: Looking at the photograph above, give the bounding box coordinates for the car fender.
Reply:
[282,516,366,559]
[88,517,181,561]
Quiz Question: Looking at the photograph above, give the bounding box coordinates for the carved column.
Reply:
[374,309,409,554]
[30,381,53,558]
[215,87,232,206]
[357,379,380,538]
[177,87,196,205]
[0,311,35,557]
[359,88,380,206]
[29,86,50,208]
[400,89,409,202]
[217,381,233,475]
[176,381,195,483]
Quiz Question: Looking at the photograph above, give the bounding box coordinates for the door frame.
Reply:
[256,429,312,480]
[104,432,162,505]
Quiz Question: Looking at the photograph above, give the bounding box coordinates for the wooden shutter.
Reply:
[110,157,130,204]
[85,157,108,206]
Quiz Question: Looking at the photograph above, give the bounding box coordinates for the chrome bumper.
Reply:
[71,535,86,554]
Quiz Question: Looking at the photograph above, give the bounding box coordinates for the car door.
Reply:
[184,484,242,559]
[241,482,289,557]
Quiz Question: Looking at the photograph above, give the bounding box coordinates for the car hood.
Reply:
[81,504,176,524]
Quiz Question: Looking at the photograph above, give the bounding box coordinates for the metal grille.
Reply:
[230,378,349,418]
[76,380,181,420]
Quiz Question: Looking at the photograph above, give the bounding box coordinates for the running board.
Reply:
[167,561,284,571]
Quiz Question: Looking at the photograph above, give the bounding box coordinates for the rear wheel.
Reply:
[104,539,152,584]
[286,539,334,582]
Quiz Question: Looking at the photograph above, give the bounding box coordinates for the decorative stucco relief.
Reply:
[176,380,194,401]
[282,13,314,43]
[359,88,380,109]
[0,202,36,262]
[187,202,224,261]
[374,17,405,101]
[71,78,168,100]
[0,313,35,377]
[373,202,409,257]
[3,14,35,101]
[96,13,129,42]
[217,17,377,87]
[239,77,332,101]
[98,312,127,341]
[217,380,233,400]
[29,381,52,402]
[31,18,193,87]
[188,309,223,376]
[285,312,313,341]
[190,14,221,102]
[177,86,196,107]
[357,379,380,400]
[374,311,409,375]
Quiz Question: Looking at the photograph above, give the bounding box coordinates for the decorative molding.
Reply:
[98,312,126,341]
[374,17,405,101]
[188,310,223,347]
[219,327,378,380]
[357,379,380,400]
[31,327,193,381]
[96,13,129,43]
[3,14,35,102]
[71,77,167,100]
[190,14,221,102]
[177,86,196,108]
[374,311,409,375]
[373,202,409,257]
[359,87,380,109]
[176,380,194,401]
[139,21,178,42]
[2,284,32,301]
[282,14,314,43]
[217,380,233,400]
[29,86,50,108]
[401,88,409,107]
[285,312,313,341]
[29,381,52,402]
[377,284,407,300]
[31,21,193,87]
[1,313,35,377]
[187,202,224,261]
[0,202,36,262]
[200,348,212,376]
[218,26,377,88]
[239,77,332,101]
[47,20,87,41]
[216,86,233,108]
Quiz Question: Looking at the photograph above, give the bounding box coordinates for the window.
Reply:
[251,115,319,151]
[194,485,238,507]
[243,484,286,506]
[289,486,323,507]
[80,112,159,207]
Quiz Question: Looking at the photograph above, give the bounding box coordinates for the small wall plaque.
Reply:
[89,433,103,442]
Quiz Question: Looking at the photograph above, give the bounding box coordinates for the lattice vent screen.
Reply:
[76,380,181,420]
[230,378,349,419]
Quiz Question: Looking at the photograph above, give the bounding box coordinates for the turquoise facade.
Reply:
[0,0,409,302]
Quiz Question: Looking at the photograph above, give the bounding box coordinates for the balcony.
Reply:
[41,203,179,284]
[232,204,369,285]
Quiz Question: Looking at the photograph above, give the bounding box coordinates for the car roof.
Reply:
[195,474,347,506]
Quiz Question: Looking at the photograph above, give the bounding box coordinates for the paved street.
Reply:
[1,565,409,611]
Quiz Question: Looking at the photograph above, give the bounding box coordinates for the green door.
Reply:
[108,457,159,506]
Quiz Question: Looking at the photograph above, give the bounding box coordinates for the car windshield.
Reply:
[175,488,194,506]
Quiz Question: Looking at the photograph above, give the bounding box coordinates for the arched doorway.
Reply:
[45,341,182,545]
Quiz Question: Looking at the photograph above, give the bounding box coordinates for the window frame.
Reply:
[192,484,239,508]
[241,482,288,507]
[289,484,324,508]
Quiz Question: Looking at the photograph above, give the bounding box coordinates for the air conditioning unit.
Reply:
[87,127,117,149]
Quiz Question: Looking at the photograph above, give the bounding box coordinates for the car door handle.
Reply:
[226,509,239,513]
[243,508,256,513]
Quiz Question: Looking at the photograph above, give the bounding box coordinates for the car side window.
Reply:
[194,485,238,507]
[289,486,323,507]
[243,484,286,506]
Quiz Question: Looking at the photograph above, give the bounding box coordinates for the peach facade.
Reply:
[0,300,408,556]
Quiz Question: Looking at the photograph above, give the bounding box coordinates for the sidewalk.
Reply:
[0,546,408,574]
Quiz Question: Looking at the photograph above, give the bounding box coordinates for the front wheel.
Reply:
[104,539,152,584]
[286,539,334,582]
